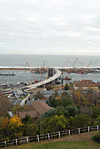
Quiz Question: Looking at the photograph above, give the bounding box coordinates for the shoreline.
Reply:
[0,67,100,73]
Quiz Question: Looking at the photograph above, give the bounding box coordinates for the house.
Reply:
[18,101,53,119]
[73,80,98,90]
[14,90,23,98]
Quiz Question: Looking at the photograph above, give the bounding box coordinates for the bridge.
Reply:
[6,68,61,94]
[24,68,61,92]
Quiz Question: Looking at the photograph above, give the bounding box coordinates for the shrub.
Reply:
[92,133,100,143]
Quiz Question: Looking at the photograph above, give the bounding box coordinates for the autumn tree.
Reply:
[0,117,9,141]
[8,115,23,139]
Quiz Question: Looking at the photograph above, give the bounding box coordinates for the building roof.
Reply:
[74,80,98,88]
[19,101,53,118]
[32,101,53,115]
[19,111,38,119]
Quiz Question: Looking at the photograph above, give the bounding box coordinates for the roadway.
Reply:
[6,68,61,93]
[24,68,61,92]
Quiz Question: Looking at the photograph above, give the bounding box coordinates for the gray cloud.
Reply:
[0,0,100,55]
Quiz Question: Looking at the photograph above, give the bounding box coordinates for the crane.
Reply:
[61,57,68,75]
[26,62,39,83]
[81,62,83,68]
[40,61,46,82]
[63,57,68,68]
[80,61,92,74]
[72,58,78,68]
[63,58,78,80]
[43,61,45,68]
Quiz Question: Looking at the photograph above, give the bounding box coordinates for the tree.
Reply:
[8,115,23,139]
[41,109,56,118]
[40,115,69,134]
[70,115,90,129]
[0,89,12,117]
[0,117,9,141]
[21,115,34,124]
[96,115,100,125]
[65,106,80,118]
[45,84,53,90]
[64,83,69,90]
[92,107,100,118]
[46,92,73,108]
[34,91,44,100]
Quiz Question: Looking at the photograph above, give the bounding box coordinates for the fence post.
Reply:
[58,131,60,138]
[26,137,29,143]
[48,133,50,140]
[15,139,17,145]
[78,128,80,134]
[68,130,70,135]
[37,135,39,142]
[88,126,90,132]
[4,141,6,147]
[97,125,99,131]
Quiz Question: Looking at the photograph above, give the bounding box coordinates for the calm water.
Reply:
[0,54,100,84]
[0,54,100,68]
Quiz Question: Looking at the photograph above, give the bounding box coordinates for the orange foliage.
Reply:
[9,115,23,128]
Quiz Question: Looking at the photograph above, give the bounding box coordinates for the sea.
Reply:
[0,54,100,84]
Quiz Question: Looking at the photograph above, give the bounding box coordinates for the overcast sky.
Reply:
[0,0,100,55]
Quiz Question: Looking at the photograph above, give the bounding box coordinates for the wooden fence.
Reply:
[0,125,99,147]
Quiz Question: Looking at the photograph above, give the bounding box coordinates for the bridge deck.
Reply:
[25,69,61,91]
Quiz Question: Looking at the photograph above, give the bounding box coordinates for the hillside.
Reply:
[2,131,100,149]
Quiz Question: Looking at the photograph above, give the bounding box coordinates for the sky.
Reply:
[0,0,100,55]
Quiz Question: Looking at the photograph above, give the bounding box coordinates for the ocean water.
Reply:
[0,54,100,84]
[0,54,100,68]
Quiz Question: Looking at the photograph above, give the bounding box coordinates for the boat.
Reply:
[63,77,72,80]
[0,73,15,76]
[55,81,61,84]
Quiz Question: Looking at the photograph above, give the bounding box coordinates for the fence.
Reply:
[0,125,99,148]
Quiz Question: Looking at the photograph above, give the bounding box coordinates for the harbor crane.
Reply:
[40,61,46,82]
[26,62,39,83]
[63,57,68,68]
[72,58,78,68]
[80,61,92,74]
[61,57,68,75]
[63,58,78,80]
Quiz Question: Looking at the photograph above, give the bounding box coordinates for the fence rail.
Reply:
[0,125,99,148]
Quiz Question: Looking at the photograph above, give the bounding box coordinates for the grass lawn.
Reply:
[1,131,100,149]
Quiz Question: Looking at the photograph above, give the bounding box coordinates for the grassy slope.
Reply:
[1,131,100,149]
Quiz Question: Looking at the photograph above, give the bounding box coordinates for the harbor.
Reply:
[0,67,100,85]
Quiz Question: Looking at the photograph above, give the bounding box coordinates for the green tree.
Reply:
[41,109,56,118]
[64,83,69,90]
[46,92,73,108]
[65,106,80,118]
[22,115,34,124]
[70,114,90,129]
[40,115,69,134]
[92,107,100,118]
